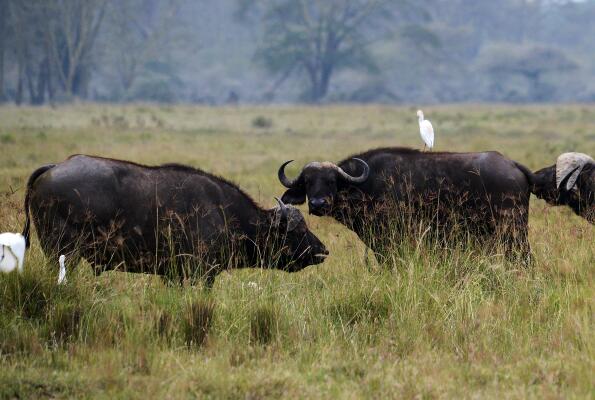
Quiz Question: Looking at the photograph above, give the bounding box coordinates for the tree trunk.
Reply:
[25,61,35,104]
[306,55,335,103]
[44,40,55,103]
[0,34,4,102]
[0,0,5,102]
[308,67,332,103]
[73,64,91,98]
[16,64,24,106]
[319,62,334,100]
[305,64,319,102]
[33,58,49,105]
[47,63,55,103]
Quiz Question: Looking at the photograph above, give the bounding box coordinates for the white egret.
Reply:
[0,232,26,273]
[417,109,434,151]
[58,255,67,284]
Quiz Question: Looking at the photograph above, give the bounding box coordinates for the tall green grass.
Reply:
[0,104,593,398]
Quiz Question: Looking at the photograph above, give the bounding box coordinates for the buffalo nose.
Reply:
[309,198,327,208]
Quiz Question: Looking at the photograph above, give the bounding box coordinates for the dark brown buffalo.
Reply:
[278,147,532,261]
[519,152,594,224]
[22,155,328,286]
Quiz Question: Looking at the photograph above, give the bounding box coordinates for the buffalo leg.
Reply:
[501,220,532,266]
[203,272,216,289]
[35,214,83,270]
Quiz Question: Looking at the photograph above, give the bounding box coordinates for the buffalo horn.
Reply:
[336,158,370,184]
[274,197,288,221]
[556,152,594,191]
[278,160,301,188]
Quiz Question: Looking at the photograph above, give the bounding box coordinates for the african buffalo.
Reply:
[22,155,328,286]
[278,147,532,261]
[521,152,594,224]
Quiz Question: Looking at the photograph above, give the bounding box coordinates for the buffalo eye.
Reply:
[323,177,335,186]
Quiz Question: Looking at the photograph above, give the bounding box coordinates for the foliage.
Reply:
[253,0,389,102]
[1,0,595,104]
[5,0,108,103]
[478,44,577,102]
[101,0,183,100]
[1,0,181,104]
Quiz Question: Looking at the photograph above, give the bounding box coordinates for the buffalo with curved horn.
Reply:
[518,152,594,224]
[279,158,370,215]
[278,147,533,262]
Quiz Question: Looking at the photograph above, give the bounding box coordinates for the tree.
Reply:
[0,0,8,101]
[42,0,108,99]
[6,0,47,104]
[4,0,108,104]
[103,0,181,99]
[248,0,390,102]
[478,44,577,102]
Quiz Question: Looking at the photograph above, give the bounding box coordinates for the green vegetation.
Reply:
[0,104,593,398]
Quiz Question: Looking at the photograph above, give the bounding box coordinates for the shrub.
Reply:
[0,134,15,144]
[252,116,273,129]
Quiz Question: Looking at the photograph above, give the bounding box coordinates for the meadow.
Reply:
[0,104,593,399]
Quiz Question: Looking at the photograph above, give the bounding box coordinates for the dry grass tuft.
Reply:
[183,298,215,347]
[249,302,281,345]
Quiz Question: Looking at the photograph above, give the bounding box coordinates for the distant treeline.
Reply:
[0,0,594,105]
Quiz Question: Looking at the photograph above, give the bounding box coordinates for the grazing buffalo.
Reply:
[520,152,594,224]
[22,155,328,286]
[278,147,532,261]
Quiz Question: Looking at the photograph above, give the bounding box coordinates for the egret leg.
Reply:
[203,271,216,289]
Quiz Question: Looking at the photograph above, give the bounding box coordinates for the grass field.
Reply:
[0,104,593,399]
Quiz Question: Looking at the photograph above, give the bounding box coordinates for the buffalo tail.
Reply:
[22,164,56,248]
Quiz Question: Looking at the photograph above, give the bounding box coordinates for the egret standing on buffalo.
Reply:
[417,109,434,151]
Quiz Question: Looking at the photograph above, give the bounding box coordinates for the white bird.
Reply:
[58,255,67,284]
[417,109,434,151]
[0,232,26,273]
[243,281,261,290]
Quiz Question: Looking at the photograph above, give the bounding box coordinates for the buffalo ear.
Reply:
[531,166,557,203]
[281,188,306,205]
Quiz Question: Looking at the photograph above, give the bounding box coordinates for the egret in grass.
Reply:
[58,255,67,284]
[417,109,434,151]
[0,232,26,273]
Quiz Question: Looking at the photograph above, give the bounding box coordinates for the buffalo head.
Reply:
[277,158,370,216]
[266,197,328,271]
[533,152,594,224]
